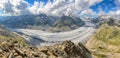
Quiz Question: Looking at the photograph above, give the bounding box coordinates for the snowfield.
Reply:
[10,20,96,46]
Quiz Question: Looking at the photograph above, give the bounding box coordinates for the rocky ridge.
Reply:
[0,40,92,58]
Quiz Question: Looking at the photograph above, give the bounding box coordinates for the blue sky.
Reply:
[90,0,117,13]
[26,0,117,13]
[25,0,48,4]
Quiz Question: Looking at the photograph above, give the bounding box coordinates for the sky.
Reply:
[26,0,118,13]
[0,0,120,18]
[90,0,117,13]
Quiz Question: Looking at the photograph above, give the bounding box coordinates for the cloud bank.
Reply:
[0,0,103,16]
[0,0,30,15]
[0,0,120,19]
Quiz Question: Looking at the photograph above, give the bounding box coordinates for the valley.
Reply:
[9,20,96,46]
[0,0,120,58]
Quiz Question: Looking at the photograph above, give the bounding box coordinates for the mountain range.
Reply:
[1,14,85,32]
[0,15,120,58]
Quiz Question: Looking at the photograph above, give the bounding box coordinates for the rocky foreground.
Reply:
[0,40,92,58]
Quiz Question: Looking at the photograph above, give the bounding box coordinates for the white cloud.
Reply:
[109,0,120,18]
[110,10,120,15]
[115,0,120,8]
[37,0,103,16]
[0,0,103,16]
[0,0,30,15]
[81,9,96,15]
[109,10,120,19]
[29,1,43,15]
[79,9,97,18]
[97,6,107,16]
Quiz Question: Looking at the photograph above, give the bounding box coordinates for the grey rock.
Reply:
[8,52,14,58]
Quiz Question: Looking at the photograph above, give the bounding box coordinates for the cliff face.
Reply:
[0,40,92,58]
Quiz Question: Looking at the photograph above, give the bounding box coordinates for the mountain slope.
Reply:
[2,14,54,29]
[49,16,85,32]
[86,24,120,58]
[0,25,28,46]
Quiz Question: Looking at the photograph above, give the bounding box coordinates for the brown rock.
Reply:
[15,55,23,58]
[38,52,48,58]
[0,39,92,58]
[0,48,3,54]
[8,52,14,58]
[14,47,25,57]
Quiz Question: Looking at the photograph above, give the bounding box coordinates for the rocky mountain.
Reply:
[0,17,89,58]
[1,14,55,30]
[82,15,120,58]
[86,23,120,58]
[1,14,85,32]
[1,15,120,58]
[49,16,85,32]
[86,15,120,58]
[92,15,120,27]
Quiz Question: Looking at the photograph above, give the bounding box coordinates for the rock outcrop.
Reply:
[0,40,92,58]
